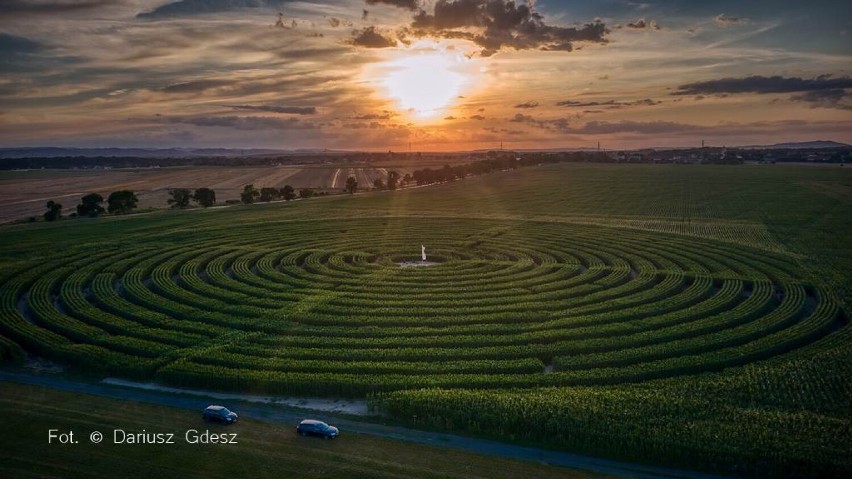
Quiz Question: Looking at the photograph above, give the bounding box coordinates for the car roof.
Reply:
[205,405,226,411]
[299,419,326,425]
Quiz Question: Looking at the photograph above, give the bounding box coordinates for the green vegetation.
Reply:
[192,187,216,208]
[107,190,138,215]
[346,175,358,194]
[167,188,192,209]
[76,193,106,217]
[43,200,62,221]
[0,382,596,479]
[0,164,850,477]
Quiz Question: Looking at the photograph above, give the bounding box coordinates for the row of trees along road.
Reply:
[238,185,316,204]
[167,188,216,208]
[43,165,421,221]
[43,190,138,221]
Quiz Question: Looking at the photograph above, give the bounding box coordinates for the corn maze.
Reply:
[0,217,844,396]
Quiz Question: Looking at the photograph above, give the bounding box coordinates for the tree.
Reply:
[76,193,104,217]
[280,185,296,201]
[345,176,358,194]
[387,170,400,190]
[259,187,280,202]
[240,184,259,204]
[192,188,216,207]
[402,173,413,186]
[43,200,62,221]
[167,188,192,209]
[107,190,138,215]
[373,178,385,190]
[299,188,315,199]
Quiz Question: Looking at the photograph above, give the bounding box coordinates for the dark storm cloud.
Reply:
[365,0,419,10]
[556,98,660,108]
[408,0,608,56]
[351,26,396,48]
[230,104,317,114]
[166,115,317,130]
[514,101,539,108]
[674,75,852,95]
[137,0,292,19]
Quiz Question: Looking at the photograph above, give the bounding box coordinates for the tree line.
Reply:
[39,157,530,222]
[237,185,317,204]
[42,190,141,221]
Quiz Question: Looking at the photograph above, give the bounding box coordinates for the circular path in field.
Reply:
[0,218,844,396]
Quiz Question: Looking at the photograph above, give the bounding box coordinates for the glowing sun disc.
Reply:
[383,52,467,119]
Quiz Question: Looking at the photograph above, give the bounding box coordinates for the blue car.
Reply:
[202,405,238,424]
[296,419,339,439]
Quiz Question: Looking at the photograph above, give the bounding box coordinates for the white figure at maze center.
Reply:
[421,245,426,262]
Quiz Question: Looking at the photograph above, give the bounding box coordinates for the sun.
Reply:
[380,45,471,120]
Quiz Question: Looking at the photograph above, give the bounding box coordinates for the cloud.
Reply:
[577,120,698,134]
[535,119,852,136]
[351,26,396,48]
[166,115,317,130]
[137,0,291,19]
[365,0,419,10]
[0,32,83,71]
[230,104,317,114]
[0,33,43,55]
[469,114,486,120]
[556,98,660,108]
[790,89,852,110]
[328,17,353,28]
[714,14,747,27]
[0,0,111,15]
[625,18,659,30]
[408,0,608,56]
[509,113,570,132]
[161,80,235,94]
[514,101,539,108]
[483,127,523,135]
[674,75,852,95]
[351,112,393,120]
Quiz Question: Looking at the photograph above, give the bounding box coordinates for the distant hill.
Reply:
[741,140,850,150]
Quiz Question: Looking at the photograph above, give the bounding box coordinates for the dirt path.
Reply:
[102,378,368,415]
[0,370,735,479]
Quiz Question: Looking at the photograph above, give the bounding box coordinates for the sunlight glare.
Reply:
[382,49,468,119]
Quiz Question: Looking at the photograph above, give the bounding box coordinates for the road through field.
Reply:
[0,371,733,479]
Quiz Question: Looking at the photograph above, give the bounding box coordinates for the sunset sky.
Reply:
[1,0,851,151]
